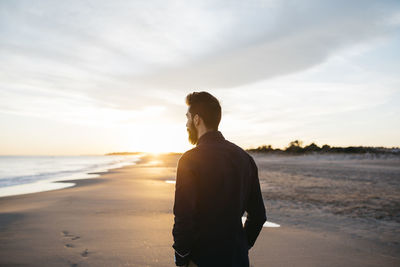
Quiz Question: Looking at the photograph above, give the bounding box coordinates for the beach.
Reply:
[0,153,399,266]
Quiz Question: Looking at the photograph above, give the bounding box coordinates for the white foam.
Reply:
[0,180,76,197]
[165,180,176,184]
[0,155,141,198]
[242,217,280,228]
[263,221,281,227]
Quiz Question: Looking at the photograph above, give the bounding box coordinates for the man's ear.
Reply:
[194,114,200,126]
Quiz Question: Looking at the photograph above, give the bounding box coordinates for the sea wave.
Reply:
[0,155,141,197]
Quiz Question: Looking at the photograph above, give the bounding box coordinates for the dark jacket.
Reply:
[172,130,267,267]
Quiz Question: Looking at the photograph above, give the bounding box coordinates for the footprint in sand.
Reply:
[62,230,73,237]
[61,230,82,256]
[81,249,89,257]
[62,231,89,266]
[61,230,81,241]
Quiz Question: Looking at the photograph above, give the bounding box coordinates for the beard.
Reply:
[187,120,198,145]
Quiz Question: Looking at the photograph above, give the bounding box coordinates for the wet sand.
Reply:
[0,153,399,266]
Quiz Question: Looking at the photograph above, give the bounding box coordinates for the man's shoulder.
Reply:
[180,148,197,158]
[225,140,254,160]
[178,148,197,164]
[180,140,254,163]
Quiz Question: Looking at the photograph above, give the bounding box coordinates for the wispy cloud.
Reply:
[0,0,399,154]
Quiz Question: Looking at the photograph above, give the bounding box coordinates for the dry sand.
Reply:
[0,153,399,266]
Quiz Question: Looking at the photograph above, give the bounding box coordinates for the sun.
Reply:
[125,123,192,154]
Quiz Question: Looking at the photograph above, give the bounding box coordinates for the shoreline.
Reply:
[0,153,399,266]
[0,155,142,198]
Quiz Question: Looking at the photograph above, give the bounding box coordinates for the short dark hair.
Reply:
[186,91,222,130]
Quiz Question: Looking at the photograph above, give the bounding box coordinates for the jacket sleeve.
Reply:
[243,156,267,249]
[172,154,198,266]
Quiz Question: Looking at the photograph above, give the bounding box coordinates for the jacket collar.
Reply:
[196,130,225,146]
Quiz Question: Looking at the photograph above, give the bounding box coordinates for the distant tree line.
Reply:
[105,152,143,156]
[246,140,400,155]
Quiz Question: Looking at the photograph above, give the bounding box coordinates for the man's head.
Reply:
[185,91,222,145]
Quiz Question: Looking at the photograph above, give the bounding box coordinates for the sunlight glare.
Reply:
[125,123,191,154]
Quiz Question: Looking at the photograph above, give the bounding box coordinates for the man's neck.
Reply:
[197,128,214,140]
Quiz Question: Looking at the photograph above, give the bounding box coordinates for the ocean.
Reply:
[0,155,141,198]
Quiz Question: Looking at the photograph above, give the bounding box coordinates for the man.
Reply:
[172,91,267,267]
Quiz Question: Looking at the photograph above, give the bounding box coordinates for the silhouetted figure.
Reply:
[172,92,267,267]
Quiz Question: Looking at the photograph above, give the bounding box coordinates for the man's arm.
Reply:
[172,154,197,266]
[244,156,267,249]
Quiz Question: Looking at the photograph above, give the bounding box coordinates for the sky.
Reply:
[1,0,399,155]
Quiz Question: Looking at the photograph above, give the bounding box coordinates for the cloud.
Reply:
[1,1,399,92]
[1,0,399,114]
[129,0,400,90]
[1,0,400,153]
